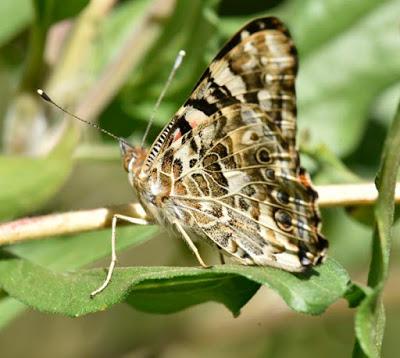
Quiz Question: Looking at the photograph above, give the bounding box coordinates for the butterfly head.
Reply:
[120,141,147,180]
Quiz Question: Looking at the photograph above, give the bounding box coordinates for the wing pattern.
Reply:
[135,17,328,271]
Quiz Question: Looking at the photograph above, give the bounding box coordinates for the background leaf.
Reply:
[0,122,78,220]
[353,100,400,356]
[288,0,389,56]
[297,1,400,156]
[33,0,89,27]
[0,0,33,46]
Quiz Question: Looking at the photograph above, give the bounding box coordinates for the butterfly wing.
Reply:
[137,17,328,271]
[143,17,297,170]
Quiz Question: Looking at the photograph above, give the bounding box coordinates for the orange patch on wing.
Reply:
[173,129,182,142]
[298,172,312,188]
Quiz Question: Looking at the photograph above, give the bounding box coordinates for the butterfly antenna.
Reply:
[141,49,186,148]
[37,89,132,147]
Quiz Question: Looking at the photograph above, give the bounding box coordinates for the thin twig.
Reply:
[317,183,400,207]
[0,183,399,246]
[0,203,151,245]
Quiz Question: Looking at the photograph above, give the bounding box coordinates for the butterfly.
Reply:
[90,16,328,297]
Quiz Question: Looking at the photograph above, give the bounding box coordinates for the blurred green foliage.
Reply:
[0,0,399,357]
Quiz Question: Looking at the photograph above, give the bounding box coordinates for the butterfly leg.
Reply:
[173,221,211,268]
[90,214,150,298]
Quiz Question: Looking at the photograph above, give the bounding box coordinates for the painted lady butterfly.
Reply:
[90,16,328,297]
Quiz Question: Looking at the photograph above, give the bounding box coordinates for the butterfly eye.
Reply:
[120,143,147,175]
[120,141,135,172]
[122,151,137,173]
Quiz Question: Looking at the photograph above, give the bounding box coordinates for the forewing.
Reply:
[143,17,297,172]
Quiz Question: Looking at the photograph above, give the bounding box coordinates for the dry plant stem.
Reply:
[0,183,399,246]
[317,183,400,207]
[0,203,152,245]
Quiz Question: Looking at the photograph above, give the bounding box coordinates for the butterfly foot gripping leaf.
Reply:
[117,16,328,281]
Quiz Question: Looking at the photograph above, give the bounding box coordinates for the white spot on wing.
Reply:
[223,170,248,191]
[274,252,301,269]
[240,30,250,40]
[184,105,209,127]
[257,89,270,101]
[241,128,262,145]
[211,61,246,96]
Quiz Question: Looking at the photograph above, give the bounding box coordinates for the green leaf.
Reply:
[0,122,78,220]
[0,155,71,220]
[288,0,389,55]
[344,282,371,309]
[353,99,400,355]
[128,260,351,316]
[298,0,400,156]
[18,0,89,91]
[125,273,259,316]
[370,102,400,285]
[0,225,158,325]
[33,0,89,28]
[354,291,385,358]
[6,225,158,269]
[0,256,349,317]
[0,297,26,330]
